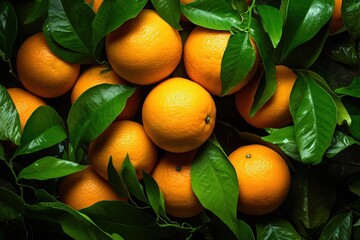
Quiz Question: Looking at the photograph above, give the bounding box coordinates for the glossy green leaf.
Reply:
[81,201,158,240]
[142,171,168,219]
[13,106,67,158]
[181,0,242,31]
[46,0,94,63]
[67,84,136,155]
[0,1,17,61]
[263,126,301,161]
[150,0,181,30]
[343,0,360,40]
[326,131,360,158]
[0,187,25,220]
[288,165,336,229]
[238,220,255,240]
[319,212,353,240]
[191,138,240,239]
[249,18,277,115]
[24,0,49,24]
[18,157,87,180]
[221,31,257,95]
[120,156,149,204]
[256,218,301,240]
[107,157,132,200]
[92,0,147,61]
[27,201,114,240]
[325,34,360,68]
[0,85,21,145]
[336,77,360,98]
[256,4,283,48]
[290,71,337,164]
[278,0,333,61]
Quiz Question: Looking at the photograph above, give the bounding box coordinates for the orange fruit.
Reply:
[85,0,103,13]
[7,88,47,131]
[59,165,127,210]
[88,120,158,180]
[329,0,343,34]
[16,32,80,99]
[152,150,203,218]
[105,9,182,85]
[71,65,141,120]
[227,144,291,215]
[142,77,216,153]
[183,26,259,96]
[234,65,296,129]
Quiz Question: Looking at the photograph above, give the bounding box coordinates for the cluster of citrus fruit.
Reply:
[9,0,345,218]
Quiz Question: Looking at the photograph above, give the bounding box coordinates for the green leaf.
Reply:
[81,201,158,240]
[0,142,4,161]
[13,106,67,158]
[18,157,86,180]
[342,97,360,139]
[67,84,136,155]
[181,0,242,31]
[263,126,301,161]
[349,176,360,197]
[249,18,277,116]
[326,131,360,158]
[290,71,337,164]
[256,4,283,48]
[0,1,17,61]
[191,138,240,239]
[288,165,336,229]
[27,201,114,240]
[0,187,25,220]
[343,0,360,40]
[256,217,301,240]
[92,0,147,61]
[0,85,21,145]
[150,0,181,30]
[24,0,49,24]
[336,77,360,98]
[220,31,257,96]
[278,0,333,61]
[238,220,255,240]
[107,157,132,200]
[142,171,168,219]
[120,156,149,204]
[319,212,353,240]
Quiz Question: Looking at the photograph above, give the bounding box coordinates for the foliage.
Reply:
[1,0,360,239]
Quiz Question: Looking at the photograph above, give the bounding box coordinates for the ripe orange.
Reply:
[105,9,182,85]
[71,65,141,120]
[16,32,80,98]
[234,65,296,129]
[142,77,216,153]
[88,120,158,180]
[329,0,343,34]
[152,150,203,218]
[85,0,103,13]
[7,88,47,131]
[227,144,291,215]
[59,165,127,210]
[183,26,259,96]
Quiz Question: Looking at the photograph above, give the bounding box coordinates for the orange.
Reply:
[105,9,182,85]
[7,88,47,132]
[142,77,216,153]
[85,0,103,13]
[234,65,296,129]
[88,120,158,180]
[152,150,203,218]
[227,144,291,215]
[16,32,80,98]
[71,65,141,120]
[183,26,259,96]
[329,0,343,34]
[59,165,127,210]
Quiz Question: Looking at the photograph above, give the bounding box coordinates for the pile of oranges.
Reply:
[8,0,343,218]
